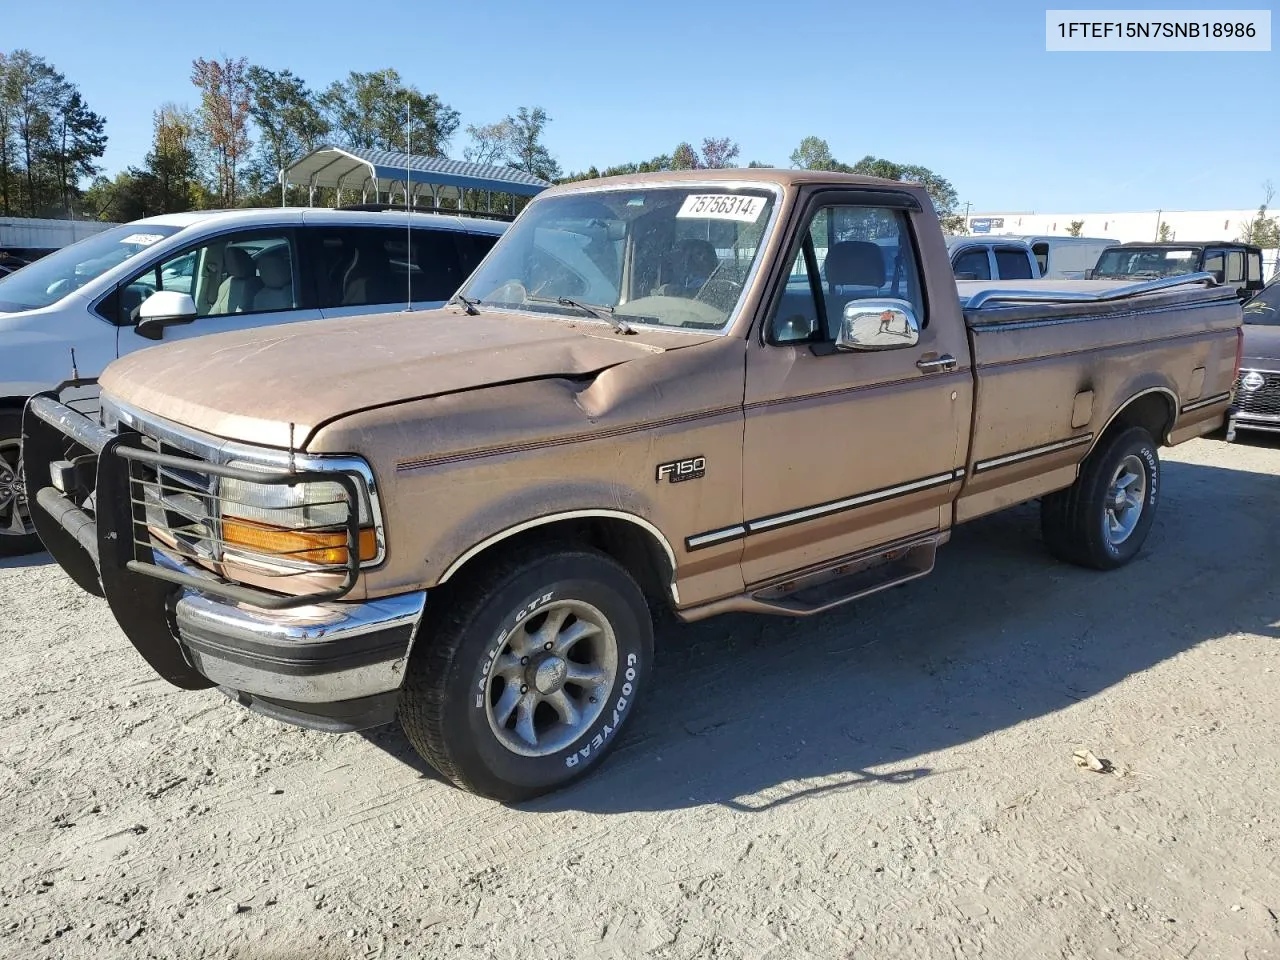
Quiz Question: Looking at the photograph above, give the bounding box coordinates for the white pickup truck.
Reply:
[946,236,1040,281]
[0,207,505,555]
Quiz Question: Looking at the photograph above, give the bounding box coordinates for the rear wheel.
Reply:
[0,411,40,557]
[1040,426,1160,570]
[399,547,653,802]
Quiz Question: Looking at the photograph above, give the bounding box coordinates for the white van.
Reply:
[0,207,506,554]
[1003,236,1119,280]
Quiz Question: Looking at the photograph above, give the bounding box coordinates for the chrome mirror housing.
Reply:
[836,298,921,351]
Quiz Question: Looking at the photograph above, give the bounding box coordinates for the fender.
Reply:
[438,508,679,602]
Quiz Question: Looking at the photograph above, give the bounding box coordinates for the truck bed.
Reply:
[952,276,1241,522]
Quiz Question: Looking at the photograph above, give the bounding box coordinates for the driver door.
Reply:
[739,195,971,587]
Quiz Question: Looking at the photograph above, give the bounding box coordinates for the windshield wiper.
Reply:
[449,293,481,315]
[526,294,615,320]
[525,295,644,335]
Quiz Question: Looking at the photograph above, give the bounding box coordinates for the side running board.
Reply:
[677,533,940,622]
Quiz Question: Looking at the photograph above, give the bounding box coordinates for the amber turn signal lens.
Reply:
[222,518,377,565]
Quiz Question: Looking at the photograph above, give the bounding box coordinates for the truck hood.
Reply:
[1241,322,1280,365]
[100,308,712,448]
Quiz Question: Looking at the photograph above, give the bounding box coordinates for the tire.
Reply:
[0,410,41,558]
[399,547,654,802]
[1040,426,1160,571]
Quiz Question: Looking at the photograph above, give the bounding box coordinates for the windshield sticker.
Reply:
[120,233,166,247]
[677,194,766,223]
[1166,250,1195,259]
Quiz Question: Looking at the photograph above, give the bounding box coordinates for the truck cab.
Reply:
[1091,241,1265,299]
[946,236,1040,281]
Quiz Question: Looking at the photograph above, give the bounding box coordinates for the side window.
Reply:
[994,247,1035,280]
[314,226,481,308]
[770,249,822,343]
[1247,253,1262,283]
[409,228,465,301]
[1202,251,1225,278]
[120,233,297,323]
[768,204,925,343]
[454,231,500,278]
[1225,251,1244,284]
[1032,242,1050,276]
[952,247,991,280]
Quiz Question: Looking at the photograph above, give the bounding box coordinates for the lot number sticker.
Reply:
[120,233,166,246]
[677,194,766,222]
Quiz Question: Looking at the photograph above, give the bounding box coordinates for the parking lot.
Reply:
[1,435,1278,960]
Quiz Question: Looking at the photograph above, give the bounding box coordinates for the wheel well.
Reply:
[1103,391,1177,448]
[439,516,676,613]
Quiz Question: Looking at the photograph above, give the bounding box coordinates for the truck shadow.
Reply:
[368,455,1279,813]
[0,550,54,570]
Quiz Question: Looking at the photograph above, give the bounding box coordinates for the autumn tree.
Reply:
[699,137,740,169]
[321,69,458,157]
[245,66,327,204]
[191,56,252,207]
[1240,182,1280,248]
[790,135,836,170]
[1067,220,1085,237]
[48,86,107,215]
[148,104,199,212]
[6,50,59,215]
[463,118,514,166]
[0,50,106,216]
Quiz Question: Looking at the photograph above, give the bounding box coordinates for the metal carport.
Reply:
[281,146,551,216]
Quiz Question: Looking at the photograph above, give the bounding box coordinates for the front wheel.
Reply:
[0,410,41,557]
[1040,426,1160,570]
[399,548,654,802]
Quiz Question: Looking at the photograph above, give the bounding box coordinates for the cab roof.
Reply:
[540,167,930,198]
[131,206,507,235]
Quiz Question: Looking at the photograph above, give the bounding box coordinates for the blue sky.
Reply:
[6,0,1276,212]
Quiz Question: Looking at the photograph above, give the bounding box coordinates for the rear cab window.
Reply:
[994,247,1035,280]
[952,247,991,281]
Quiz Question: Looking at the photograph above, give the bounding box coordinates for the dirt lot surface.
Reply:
[1,436,1278,960]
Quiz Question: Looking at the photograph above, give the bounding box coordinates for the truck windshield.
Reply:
[458,186,777,331]
[1092,247,1201,280]
[1245,279,1280,326]
[0,223,182,311]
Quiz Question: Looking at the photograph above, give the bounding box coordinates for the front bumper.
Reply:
[22,391,423,732]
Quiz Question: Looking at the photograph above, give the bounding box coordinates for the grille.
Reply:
[1234,369,1280,418]
[133,434,221,563]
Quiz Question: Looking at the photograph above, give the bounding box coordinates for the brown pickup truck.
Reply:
[23,170,1242,801]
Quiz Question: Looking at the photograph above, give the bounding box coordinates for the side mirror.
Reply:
[1084,268,1094,279]
[836,298,921,351]
[135,290,197,340]
[1210,270,1225,285]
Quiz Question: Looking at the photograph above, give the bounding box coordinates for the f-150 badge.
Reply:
[656,457,706,483]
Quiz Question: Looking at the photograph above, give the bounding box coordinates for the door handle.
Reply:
[917,354,958,373]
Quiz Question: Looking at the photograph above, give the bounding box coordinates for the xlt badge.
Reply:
[656,457,706,484]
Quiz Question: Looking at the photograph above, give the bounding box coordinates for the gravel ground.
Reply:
[1,436,1278,960]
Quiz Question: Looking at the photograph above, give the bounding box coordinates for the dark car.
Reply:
[1091,242,1265,300]
[1228,275,1280,440]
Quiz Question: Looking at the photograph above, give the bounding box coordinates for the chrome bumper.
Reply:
[173,589,426,705]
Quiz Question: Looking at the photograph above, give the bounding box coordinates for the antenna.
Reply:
[405,98,412,313]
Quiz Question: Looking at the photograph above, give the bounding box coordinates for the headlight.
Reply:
[219,466,379,567]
